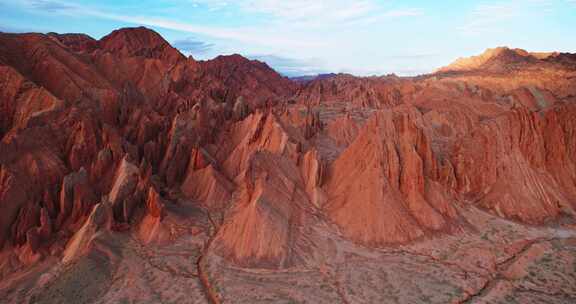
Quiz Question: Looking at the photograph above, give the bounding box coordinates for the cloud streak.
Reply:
[237,0,424,28]
[239,0,376,23]
[173,37,214,55]
[192,0,394,24]
[16,0,325,48]
[248,54,328,76]
[15,0,424,55]
[9,0,440,76]
[27,0,74,11]
[459,3,517,36]
[459,0,558,36]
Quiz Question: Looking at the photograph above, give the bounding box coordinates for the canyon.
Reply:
[0,27,575,303]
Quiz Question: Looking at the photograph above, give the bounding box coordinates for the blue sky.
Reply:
[1,0,575,76]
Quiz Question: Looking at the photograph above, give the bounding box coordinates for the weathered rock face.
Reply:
[57,167,97,231]
[434,47,576,99]
[213,152,319,269]
[47,33,99,53]
[0,32,116,106]
[61,199,113,264]
[299,149,327,208]
[217,111,303,179]
[145,186,164,219]
[0,26,301,263]
[436,47,540,73]
[0,65,65,142]
[195,54,297,106]
[181,164,234,211]
[0,166,28,249]
[452,103,576,223]
[325,107,457,245]
[295,74,414,108]
[1,25,576,285]
[108,156,140,223]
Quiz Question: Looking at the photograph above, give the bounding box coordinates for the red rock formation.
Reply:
[145,186,165,219]
[295,74,413,108]
[0,25,575,286]
[99,27,185,64]
[436,47,540,73]
[218,111,304,179]
[108,156,140,223]
[0,25,304,256]
[11,205,40,246]
[47,32,98,53]
[0,166,28,249]
[213,152,318,268]
[61,199,113,264]
[0,32,117,106]
[433,47,576,99]
[159,111,200,185]
[181,165,234,211]
[195,54,296,106]
[232,96,249,121]
[325,107,457,245]
[324,113,360,147]
[299,149,327,208]
[452,103,576,223]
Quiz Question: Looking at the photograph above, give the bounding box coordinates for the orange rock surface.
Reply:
[0,27,575,303]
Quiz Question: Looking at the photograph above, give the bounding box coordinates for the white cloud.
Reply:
[189,0,230,11]
[458,0,557,36]
[191,0,377,22]
[13,0,426,76]
[382,8,424,17]
[247,54,328,76]
[172,37,214,54]
[240,0,375,22]
[19,0,87,14]
[459,3,517,36]
[13,0,424,54]
[14,0,323,48]
[100,14,325,48]
[189,0,422,28]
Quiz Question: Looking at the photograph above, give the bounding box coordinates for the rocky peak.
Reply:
[437,47,538,72]
[99,26,185,63]
[47,32,98,52]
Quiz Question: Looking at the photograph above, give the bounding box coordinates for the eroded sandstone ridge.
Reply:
[1,28,575,303]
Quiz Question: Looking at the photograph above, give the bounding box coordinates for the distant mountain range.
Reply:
[289,73,339,83]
